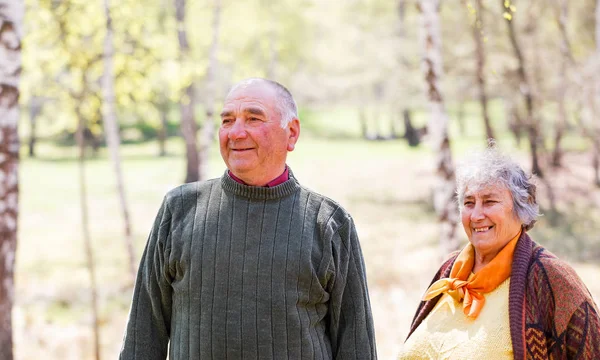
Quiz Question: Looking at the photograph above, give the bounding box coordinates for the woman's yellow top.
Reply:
[398,277,512,360]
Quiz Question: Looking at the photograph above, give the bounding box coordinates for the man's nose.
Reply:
[229,119,248,140]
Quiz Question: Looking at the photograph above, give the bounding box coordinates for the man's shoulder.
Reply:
[163,178,220,206]
[298,185,353,230]
[300,185,349,213]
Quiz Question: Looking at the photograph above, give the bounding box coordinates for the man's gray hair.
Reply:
[455,146,540,231]
[227,78,298,128]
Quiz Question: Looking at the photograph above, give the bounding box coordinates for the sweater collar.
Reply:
[220,167,301,200]
[508,230,533,360]
[228,166,289,187]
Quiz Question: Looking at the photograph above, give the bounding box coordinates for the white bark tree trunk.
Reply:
[102,0,136,283]
[552,0,570,167]
[594,0,600,186]
[75,106,101,360]
[266,6,277,80]
[75,105,101,360]
[597,0,600,50]
[27,97,44,158]
[156,0,170,157]
[418,0,461,254]
[0,1,23,358]
[503,0,543,177]
[175,0,201,183]
[472,0,495,141]
[199,0,221,181]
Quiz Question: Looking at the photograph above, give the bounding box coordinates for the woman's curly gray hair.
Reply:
[455,146,540,231]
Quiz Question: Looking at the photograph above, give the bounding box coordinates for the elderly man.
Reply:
[120,78,377,359]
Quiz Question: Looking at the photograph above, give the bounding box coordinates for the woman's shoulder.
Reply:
[529,245,585,287]
[529,244,586,289]
[525,243,600,355]
[527,243,597,316]
[431,250,461,280]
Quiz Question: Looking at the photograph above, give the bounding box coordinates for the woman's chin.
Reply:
[469,234,496,249]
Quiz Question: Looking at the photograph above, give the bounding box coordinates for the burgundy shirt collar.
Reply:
[228,166,289,187]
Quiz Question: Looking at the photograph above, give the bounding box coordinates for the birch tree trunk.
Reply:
[266,2,277,80]
[102,0,136,283]
[594,0,600,186]
[0,1,23,358]
[158,98,169,157]
[552,0,571,167]
[418,0,461,254]
[593,140,600,187]
[472,0,495,141]
[597,0,600,50]
[503,1,543,177]
[175,0,200,183]
[359,108,369,139]
[75,107,101,360]
[397,0,415,141]
[157,0,170,157]
[27,97,44,158]
[199,0,221,181]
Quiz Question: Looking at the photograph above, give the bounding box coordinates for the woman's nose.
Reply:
[470,203,485,221]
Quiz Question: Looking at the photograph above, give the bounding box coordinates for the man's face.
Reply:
[219,82,299,186]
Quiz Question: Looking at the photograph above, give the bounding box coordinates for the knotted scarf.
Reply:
[422,230,521,319]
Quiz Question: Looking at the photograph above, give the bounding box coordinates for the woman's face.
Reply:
[461,184,522,256]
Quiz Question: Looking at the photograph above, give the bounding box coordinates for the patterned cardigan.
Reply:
[407,232,600,359]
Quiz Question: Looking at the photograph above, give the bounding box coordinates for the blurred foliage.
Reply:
[20,0,600,157]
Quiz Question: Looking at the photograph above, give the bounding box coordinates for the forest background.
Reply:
[1,0,600,359]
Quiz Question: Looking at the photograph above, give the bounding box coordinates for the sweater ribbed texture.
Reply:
[120,170,377,360]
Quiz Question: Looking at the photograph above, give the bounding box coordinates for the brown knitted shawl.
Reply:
[407,232,600,359]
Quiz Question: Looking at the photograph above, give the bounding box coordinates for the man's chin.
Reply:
[228,159,255,171]
[228,166,254,179]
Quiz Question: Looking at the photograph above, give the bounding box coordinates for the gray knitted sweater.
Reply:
[120,170,377,359]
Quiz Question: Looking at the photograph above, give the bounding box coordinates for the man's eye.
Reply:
[464,201,474,206]
[221,119,232,125]
[249,117,260,121]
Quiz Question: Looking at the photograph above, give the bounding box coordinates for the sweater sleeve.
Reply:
[565,299,600,358]
[327,216,377,360]
[535,253,600,358]
[120,196,174,360]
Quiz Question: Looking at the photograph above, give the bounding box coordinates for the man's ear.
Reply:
[287,118,300,151]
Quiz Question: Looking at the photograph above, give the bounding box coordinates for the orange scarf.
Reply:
[422,230,522,319]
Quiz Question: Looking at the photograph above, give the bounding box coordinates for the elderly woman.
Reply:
[399,148,600,359]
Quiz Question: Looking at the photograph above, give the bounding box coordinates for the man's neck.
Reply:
[228,166,289,187]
